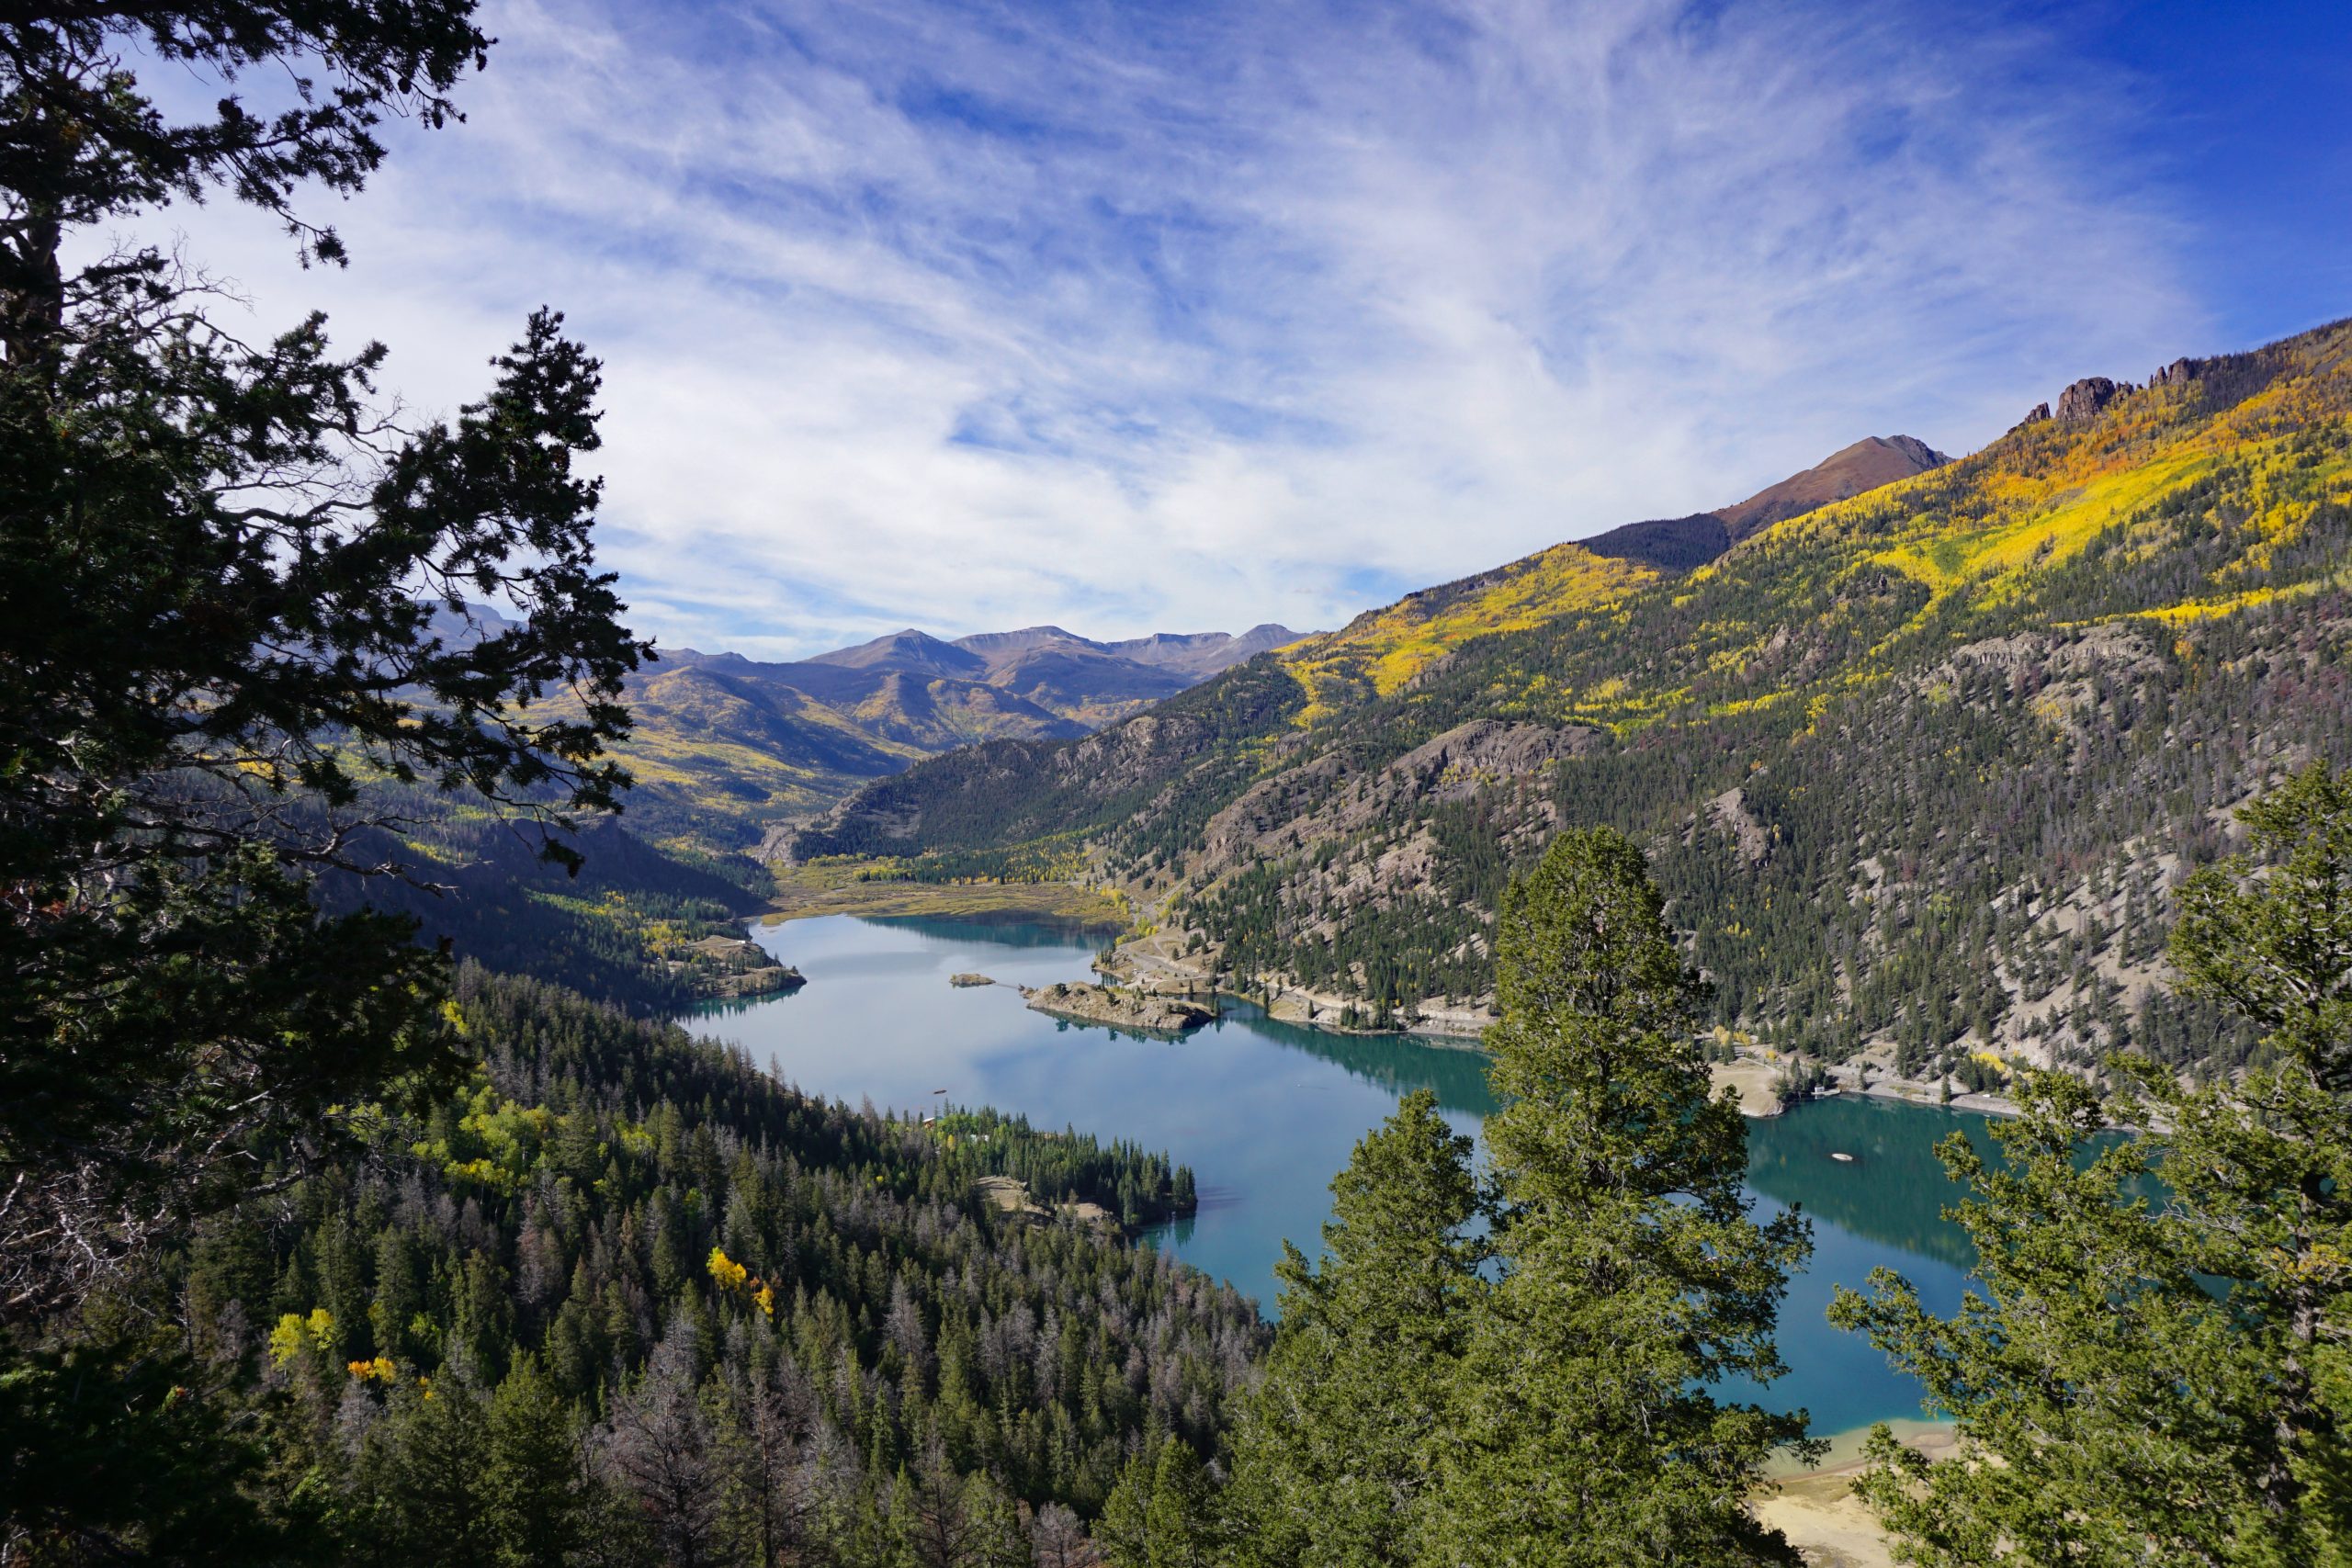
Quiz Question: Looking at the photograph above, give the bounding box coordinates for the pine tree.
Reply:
[484,1359,592,1568]
[1141,1441,1217,1568]
[362,1377,497,1568]
[1423,827,1815,1564]
[1224,1089,1484,1565]
[1831,762,2352,1565]
[1099,1438,1218,1568]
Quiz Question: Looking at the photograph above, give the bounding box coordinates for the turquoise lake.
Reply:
[691,912,1992,1443]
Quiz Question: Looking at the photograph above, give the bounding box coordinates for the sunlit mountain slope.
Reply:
[792,318,2352,1076]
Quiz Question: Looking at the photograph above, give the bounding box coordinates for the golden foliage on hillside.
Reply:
[1279,544,1658,723]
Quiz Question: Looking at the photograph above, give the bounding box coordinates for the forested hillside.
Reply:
[28,968,1253,1562]
[797,320,2352,1081]
[313,796,788,1013]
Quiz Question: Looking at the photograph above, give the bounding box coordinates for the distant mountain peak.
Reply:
[1584,433,1950,573]
[807,627,988,677]
[807,621,1313,685]
[1715,434,1951,539]
[1106,625,1305,672]
[950,625,1091,656]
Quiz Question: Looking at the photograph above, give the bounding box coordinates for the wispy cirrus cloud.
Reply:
[150,0,2202,657]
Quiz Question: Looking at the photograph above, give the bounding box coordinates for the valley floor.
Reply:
[763,863,1128,928]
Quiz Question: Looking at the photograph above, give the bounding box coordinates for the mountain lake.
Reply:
[688,912,1990,1452]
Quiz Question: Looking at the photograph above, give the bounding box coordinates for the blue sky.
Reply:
[157,0,2352,658]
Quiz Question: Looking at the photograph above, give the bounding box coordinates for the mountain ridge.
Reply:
[1580,433,1951,576]
[597,618,1305,849]
[788,317,2352,1081]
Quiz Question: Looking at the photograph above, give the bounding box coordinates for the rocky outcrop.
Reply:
[1021,981,1215,1033]
[2055,377,2128,424]
[1708,786,1771,867]
[949,972,995,987]
[974,1174,1115,1227]
[756,821,797,864]
[1385,720,1603,798]
[2017,364,2194,435]
[1928,624,2165,691]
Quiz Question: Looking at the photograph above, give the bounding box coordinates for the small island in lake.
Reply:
[949,972,995,987]
[1021,980,1214,1033]
[673,934,806,999]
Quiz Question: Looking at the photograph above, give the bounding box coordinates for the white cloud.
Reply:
[136,0,2200,658]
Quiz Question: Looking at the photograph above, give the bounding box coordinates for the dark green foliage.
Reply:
[1,0,645,1322]
[0,3,489,289]
[2170,761,2352,1084]
[1222,1091,1485,1566]
[1,846,462,1320]
[1100,1439,1221,1568]
[0,1334,296,1564]
[1830,763,2352,1565]
[1425,829,1815,1563]
[1189,834,1811,1564]
[152,967,1264,1562]
[1582,511,1735,572]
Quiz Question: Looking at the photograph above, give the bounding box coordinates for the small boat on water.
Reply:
[1830,1152,1857,1163]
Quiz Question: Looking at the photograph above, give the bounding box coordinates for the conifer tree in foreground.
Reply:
[2,3,642,1558]
[1,0,642,1323]
[1423,827,1817,1565]
[1215,829,1815,1565]
[1832,761,2352,1566]
[1221,1089,1487,1566]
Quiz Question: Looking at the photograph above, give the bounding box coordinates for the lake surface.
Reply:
[691,912,1991,1442]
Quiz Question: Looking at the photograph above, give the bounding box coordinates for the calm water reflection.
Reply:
[690,913,1982,1438]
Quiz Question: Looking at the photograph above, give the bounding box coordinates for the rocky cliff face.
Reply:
[2055,376,2126,424]
[2016,355,2206,433]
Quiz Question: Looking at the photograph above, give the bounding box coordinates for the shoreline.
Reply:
[1765,1416,1955,1480]
[1757,1420,1956,1568]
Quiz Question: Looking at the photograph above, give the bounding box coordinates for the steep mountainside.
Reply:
[595,621,1300,849]
[317,795,780,1012]
[794,319,2352,1078]
[1272,434,1945,721]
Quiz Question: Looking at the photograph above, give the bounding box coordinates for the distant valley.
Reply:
[608,620,1302,848]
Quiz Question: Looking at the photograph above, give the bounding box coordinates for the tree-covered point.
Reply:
[928,1110,1198,1229]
